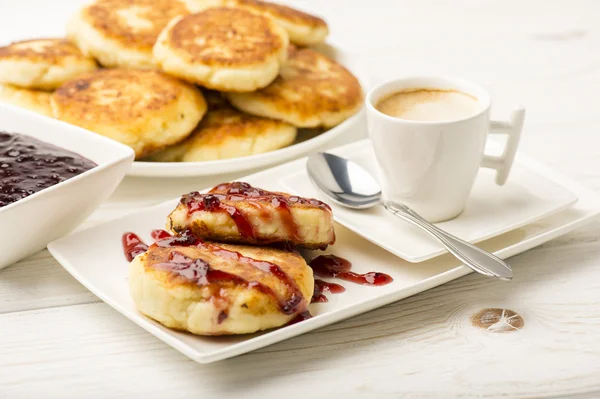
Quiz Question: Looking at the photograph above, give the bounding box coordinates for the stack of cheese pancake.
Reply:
[129,182,336,335]
[0,39,97,117]
[0,0,363,161]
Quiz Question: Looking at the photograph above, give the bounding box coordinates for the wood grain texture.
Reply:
[1,0,600,397]
[0,250,98,314]
[1,226,600,398]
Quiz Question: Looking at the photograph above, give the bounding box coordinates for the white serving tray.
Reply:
[48,147,600,363]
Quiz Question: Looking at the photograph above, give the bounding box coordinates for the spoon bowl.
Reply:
[307,152,381,209]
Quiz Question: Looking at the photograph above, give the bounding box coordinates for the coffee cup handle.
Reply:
[481,106,526,185]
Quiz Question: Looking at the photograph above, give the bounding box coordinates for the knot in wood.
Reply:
[471,308,524,332]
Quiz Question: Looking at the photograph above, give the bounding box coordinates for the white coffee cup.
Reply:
[366,76,525,223]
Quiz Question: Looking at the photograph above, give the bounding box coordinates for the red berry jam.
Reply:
[311,279,345,303]
[0,132,96,208]
[150,229,172,241]
[309,255,394,287]
[122,232,149,262]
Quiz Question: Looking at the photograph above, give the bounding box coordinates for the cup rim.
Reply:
[366,75,491,125]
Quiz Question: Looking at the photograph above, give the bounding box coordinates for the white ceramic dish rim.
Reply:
[0,104,135,214]
[48,149,600,363]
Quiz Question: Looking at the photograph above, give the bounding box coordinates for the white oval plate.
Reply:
[128,45,369,177]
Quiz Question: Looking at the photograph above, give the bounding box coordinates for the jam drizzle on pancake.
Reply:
[180,182,331,246]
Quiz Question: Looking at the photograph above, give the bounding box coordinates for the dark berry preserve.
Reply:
[0,132,96,208]
[309,255,394,286]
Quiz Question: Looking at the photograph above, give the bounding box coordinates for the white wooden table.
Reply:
[2,1,600,397]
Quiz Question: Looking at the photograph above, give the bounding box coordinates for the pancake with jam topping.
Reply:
[66,0,198,68]
[227,0,328,46]
[50,69,206,158]
[167,182,335,249]
[0,38,97,90]
[153,7,289,92]
[128,233,313,335]
[227,46,363,128]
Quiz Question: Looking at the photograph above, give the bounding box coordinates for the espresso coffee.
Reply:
[376,89,480,122]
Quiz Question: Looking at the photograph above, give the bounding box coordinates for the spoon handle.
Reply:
[383,202,513,280]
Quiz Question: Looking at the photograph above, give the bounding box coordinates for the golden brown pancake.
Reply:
[51,69,207,158]
[0,84,53,117]
[227,46,363,128]
[167,182,336,249]
[145,105,297,162]
[129,238,313,335]
[153,7,289,92]
[227,0,328,46]
[0,38,97,90]
[67,0,196,68]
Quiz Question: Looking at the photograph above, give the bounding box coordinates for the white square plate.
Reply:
[48,148,599,364]
[280,139,578,262]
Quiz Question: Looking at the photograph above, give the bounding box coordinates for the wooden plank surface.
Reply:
[2,224,600,397]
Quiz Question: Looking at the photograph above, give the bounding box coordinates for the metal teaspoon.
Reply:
[306,152,513,280]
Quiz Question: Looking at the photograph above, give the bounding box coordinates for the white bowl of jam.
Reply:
[0,103,134,270]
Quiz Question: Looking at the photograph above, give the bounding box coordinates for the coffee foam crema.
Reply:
[376,89,481,122]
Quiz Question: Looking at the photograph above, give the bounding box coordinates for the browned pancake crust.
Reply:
[266,46,361,114]
[0,39,88,64]
[231,46,362,123]
[53,69,184,123]
[208,181,330,209]
[82,0,190,51]
[51,69,205,158]
[230,0,326,29]
[166,8,286,66]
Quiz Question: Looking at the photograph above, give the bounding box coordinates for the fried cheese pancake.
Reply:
[0,39,97,90]
[153,7,289,92]
[67,0,198,68]
[145,105,297,162]
[0,84,53,117]
[167,182,335,249]
[227,46,363,128]
[50,69,206,158]
[228,0,328,46]
[129,235,313,335]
